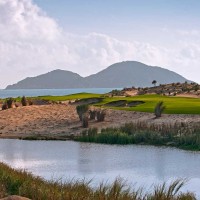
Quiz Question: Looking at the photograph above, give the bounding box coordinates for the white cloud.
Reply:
[0,0,200,88]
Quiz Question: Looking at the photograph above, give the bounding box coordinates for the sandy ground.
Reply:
[0,104,200,139]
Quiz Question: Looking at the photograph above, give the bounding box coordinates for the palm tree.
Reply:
[152,80,157,87]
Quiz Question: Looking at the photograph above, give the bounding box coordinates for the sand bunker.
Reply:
[105,100,144,107]
[72,98,103,105]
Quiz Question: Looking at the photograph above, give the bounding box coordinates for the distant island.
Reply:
[6,61,188,89]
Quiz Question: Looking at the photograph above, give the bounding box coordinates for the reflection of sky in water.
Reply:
[0,139,200,197]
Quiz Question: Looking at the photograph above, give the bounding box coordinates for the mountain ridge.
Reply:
[6,61,188,89]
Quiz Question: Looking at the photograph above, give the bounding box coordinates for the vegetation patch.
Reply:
[36,93,102,102]
[0,162,196,199]
[77,122,200,151]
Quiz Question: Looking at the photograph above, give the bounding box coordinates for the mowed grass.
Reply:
[10,93,200,114]
[13,93,102,102]
[95,94,200,114]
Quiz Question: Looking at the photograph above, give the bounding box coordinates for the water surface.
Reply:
[0,88,119,98]
[0,140,199,197]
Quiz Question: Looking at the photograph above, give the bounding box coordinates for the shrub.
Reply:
[21,96,27,106]
[28,99,33,105]
[96,109,106,122]
[6,98,14,108]
[154,101,165,118]
[82,114,89,128]
[2,102,8,110]
[76,104,89,121]
[89,110,96,120]
[193,84,199,92]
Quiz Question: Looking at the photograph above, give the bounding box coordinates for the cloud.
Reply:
[0,0,200,88]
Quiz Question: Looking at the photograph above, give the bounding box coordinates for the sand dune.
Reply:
[0,104,200,139]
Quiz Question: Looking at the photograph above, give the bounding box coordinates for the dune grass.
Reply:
[0,162,196,199]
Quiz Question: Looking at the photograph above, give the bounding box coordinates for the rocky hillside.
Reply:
[110,82,200,97]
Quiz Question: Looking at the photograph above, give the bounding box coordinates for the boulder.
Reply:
[0,195,31,200]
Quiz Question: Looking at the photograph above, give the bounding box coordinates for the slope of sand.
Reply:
[0,104,200,139]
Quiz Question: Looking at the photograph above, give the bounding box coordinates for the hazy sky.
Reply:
[0,0,200,88]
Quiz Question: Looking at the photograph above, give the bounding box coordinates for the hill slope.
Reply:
[6,61,188,89]
[6,70,84,89]
[85,61,187,88]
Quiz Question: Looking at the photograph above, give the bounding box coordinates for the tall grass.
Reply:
[0,163,196,199]
[78,121,200,150]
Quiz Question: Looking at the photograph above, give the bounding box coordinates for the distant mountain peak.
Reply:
[6,61,188,89]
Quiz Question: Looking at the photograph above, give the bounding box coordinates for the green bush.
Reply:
[21,96,27,106]
[6,98,14,108]
[2,102,8,110]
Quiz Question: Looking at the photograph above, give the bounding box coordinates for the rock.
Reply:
[0,196,31,200]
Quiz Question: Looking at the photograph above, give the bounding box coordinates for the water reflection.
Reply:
[0,140,200,197]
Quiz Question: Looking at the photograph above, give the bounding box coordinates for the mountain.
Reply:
[6,61,188,89]
[6,70,84,89]
[85,61,188,88]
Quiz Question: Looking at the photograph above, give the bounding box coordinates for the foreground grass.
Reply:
[0,163,196,200]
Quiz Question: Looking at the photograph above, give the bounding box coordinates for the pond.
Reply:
[0,139,199,197]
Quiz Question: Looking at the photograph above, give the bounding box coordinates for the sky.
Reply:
[0,0,200,88]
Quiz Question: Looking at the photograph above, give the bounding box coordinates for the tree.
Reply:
[152,80,157,87]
